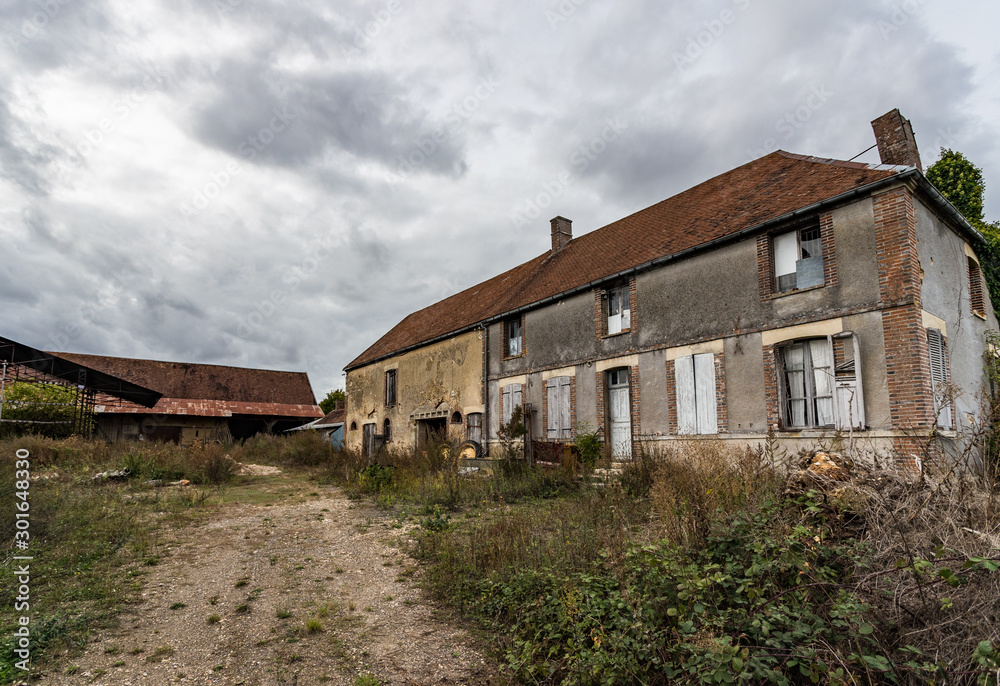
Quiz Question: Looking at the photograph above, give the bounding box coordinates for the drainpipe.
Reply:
[481,323,489,457]
[0,361,7,428]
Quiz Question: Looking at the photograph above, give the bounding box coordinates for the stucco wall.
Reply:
[344,330,484,451]
[914,199,999,432]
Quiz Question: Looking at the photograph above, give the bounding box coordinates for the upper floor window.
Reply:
[385,369,397,407]
[505,317,523,357]
[607,284,631,334]
[969,257,986,318]
[774,222,823,293]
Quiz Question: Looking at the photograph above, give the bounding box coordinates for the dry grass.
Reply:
[646,440,784,547]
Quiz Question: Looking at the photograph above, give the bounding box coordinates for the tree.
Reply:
[926,148,1000,309]
[319,389,345,414]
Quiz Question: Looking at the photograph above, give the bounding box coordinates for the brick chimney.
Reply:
[550,216,572,253]
[871,109,922,171]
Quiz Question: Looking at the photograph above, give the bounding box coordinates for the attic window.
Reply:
[774,221,823,293]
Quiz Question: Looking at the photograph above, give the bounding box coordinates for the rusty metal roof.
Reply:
[53,352,319,411]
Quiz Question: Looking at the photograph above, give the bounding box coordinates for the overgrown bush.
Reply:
[649,440,783,547]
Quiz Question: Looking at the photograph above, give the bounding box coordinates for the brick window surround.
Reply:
[757,212,836,300]
[503,315,525,359]
[665,352,727,435]
[594,275,638,339]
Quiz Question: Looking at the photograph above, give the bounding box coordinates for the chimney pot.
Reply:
[871,109,922,171]
[550,216,572,253]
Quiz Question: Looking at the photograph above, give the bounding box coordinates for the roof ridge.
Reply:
[776,150,913,172]
[53,351,309,376]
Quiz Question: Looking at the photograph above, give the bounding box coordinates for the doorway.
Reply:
[607,368,632,458]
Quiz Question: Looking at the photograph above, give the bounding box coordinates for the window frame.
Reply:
[467,412,483,444]
[776,333,865,431]
[504,316,523,358]
[772,220,824,294]
[606,283,631,335]
[674,353,718,435]
[385,369,397,407]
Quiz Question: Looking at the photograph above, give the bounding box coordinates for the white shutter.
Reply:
[546,381,558,438]
[558,377,572,439]
[774,231,798,279]
[927,329,952,429]
[694,353,718,434]
[833,334,865,430]
[512,384,522,411]
[501,385,512,425]
[675,355,697,434]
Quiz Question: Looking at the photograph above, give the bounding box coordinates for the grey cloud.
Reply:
[189,59,467,177]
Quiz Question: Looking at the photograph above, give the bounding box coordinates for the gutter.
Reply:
[345,167,981,371]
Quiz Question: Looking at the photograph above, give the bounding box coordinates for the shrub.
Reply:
[649,440,782,547]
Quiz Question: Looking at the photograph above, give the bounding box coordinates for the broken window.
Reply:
[778,333,864,430]
[505,317,523,357]
[927,328,952,429]
[385,369,397,407]
[467,412,483,443]
[774,221,823,292]
[607,284,631,334]
[546,376,572,440]
[674,353,717,434]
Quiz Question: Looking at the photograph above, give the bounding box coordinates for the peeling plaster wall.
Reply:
[344,330,484,451]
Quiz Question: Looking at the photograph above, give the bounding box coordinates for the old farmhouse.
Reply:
[344,110,998,469]
[54,352,323,444]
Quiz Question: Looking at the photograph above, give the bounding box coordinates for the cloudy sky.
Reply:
[2,0,999,400]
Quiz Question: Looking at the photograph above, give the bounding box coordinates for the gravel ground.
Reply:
[32,470,502,686]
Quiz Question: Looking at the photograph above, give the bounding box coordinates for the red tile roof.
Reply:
[54,352,322,418]
[347,151,906,370]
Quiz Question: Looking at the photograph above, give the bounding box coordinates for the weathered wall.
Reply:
[345,330,484,451]
[914,198,999,432]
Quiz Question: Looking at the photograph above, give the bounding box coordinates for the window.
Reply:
[505,317,523,357]
[607,284,631,334]
[467,412,483,443]
[674,353,717,434]
[451,411,463,424]
[969,257,986,317]
[385,369,397,407]
[780,339,834,428]
[773,222,823,293]
[501,383,523,426]
[546,376,572,440]
[927,328,952,429]
[778,334,865,430]
[383,418,391,442]
[349,421,357,431]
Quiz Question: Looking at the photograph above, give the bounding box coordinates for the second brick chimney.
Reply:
[871,109,922,171]
[551,216,572,253]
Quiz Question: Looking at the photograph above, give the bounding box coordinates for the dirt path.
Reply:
[36,471,501,686]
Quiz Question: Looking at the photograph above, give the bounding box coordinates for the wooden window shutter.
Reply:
[675,355,697,434]
[693,353,718,434]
